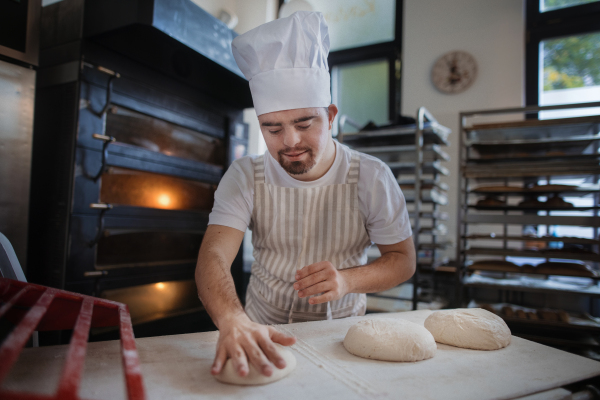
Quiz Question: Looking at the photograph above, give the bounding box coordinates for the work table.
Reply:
[4,310,600,399]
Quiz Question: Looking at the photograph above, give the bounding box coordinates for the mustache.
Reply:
[278,146,312,155]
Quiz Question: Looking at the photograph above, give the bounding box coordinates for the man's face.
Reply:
[258,105,337,177]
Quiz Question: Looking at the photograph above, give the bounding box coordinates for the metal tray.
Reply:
[341,121,450,147]
[390,161,449,176]
[463,234,600,246]
[468,134,600,158]
[404,188,448,205]
[465,247,600,262]
[469,184,599,196]
[466,115,600,142]
[352,144,449,163]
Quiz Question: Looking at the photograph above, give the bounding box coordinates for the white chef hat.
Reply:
[232,11,331,116]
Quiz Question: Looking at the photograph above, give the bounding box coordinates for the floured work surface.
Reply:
[4,310,600,400]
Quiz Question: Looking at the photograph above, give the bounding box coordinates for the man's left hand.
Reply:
[293,261,349,304]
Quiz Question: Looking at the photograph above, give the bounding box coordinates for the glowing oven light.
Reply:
[157,193,171,207]
[155,282,166,290]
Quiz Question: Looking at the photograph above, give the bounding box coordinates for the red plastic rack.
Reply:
[0,278,146,400]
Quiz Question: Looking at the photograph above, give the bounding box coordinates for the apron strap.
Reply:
[346,150,360,184]
[253,155,265,184]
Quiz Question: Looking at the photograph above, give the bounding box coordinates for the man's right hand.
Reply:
[211,313,296,378]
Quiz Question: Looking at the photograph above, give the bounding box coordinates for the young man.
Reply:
[195,11,415,379]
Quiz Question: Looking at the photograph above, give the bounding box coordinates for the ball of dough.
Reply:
[424,308,511,350]
[343,318,436,362]
[214,344,296,386]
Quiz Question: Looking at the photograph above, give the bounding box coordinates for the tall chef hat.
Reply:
[232,11,331,116]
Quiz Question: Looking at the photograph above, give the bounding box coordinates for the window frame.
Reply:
[278,0,403,124]
[525,0,600,106]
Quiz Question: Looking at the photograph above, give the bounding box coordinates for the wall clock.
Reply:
[431,51,478,94]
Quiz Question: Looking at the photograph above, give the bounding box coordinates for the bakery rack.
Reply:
[0,278,146,400]
[456,102,600,353]
[339,107,452,310]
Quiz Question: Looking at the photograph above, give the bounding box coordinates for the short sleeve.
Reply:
[208,157,255,232]
[358,156,412,245]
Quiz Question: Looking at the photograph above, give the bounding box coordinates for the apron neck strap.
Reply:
[346,150,360,184]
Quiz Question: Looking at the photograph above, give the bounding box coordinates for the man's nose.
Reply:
[282,127,302,148]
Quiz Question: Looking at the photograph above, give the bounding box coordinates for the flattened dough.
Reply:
[424,308,511,350]
[214,344,296,386]
[343,318,436,362]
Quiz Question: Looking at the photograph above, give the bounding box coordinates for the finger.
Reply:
[258,336,287,369]
[299,281,331,299]
[211,347,227,375]
[309,290,335,305]
[229,345,249,377]
[270,329,296,347]
[295,261,329,280]
[294,269,329,292]
[243,341,274,377]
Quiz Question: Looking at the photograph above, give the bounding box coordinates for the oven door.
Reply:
[67,210,208,292]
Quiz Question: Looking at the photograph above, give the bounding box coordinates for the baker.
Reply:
[195,11,415,380]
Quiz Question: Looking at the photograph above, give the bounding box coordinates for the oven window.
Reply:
[100,280,203,325]
[96,231,202,269]
[106,105,226,165]
[100,167,215,211]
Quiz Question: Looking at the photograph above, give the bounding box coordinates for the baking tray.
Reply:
[390,161,449,176]
[404,188,448,205]
[467,152,600,164]
[463,234,599,246]
[463,162,600,178]
[468,205,600,211]
[398,179,449,191]
[408,210,449,220]
[468,134,600,159]
[466,115,600,142]
[465,247,600,262]
[341,121,450,147]
[469,184,599,196]
[352,144,449,163]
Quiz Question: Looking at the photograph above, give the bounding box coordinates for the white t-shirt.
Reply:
[209,141,412,245]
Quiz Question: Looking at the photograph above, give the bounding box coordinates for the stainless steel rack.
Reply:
[340,107,451,310]
[456,102,600,351]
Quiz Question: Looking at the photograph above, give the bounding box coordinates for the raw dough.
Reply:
[424,308,511,350]
[214,344,296,386]
[343,318,436,362]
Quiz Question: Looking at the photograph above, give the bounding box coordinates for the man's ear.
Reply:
[327,104,339,130]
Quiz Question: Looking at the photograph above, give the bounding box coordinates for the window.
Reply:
[540,0,599,12]
[279,0,402,135]
[332,59,390,133]
[526,0,600,118]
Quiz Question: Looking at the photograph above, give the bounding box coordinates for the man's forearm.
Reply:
[195,225,247,329]
[342,244,416,294]
[196,256,246,329]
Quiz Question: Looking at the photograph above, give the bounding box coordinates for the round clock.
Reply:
[431,51,478,94]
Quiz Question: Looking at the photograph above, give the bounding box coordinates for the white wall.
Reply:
[402,0,525,258]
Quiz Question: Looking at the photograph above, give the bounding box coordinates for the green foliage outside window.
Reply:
[542,0,598,12]
[543,32,600,90]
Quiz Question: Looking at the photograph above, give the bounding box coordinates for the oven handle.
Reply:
[91,134,116,181]
[88,203,113,248]
[82,61,121,117]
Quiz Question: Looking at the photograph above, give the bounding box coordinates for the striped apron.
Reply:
[245,150,373,324]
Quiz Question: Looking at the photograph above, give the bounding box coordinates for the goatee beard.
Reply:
[277,147,315,175]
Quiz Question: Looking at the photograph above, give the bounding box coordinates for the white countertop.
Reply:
[4,310,600,399]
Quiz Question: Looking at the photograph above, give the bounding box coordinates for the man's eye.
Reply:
[269,130,282,134]
[297,125,310,130]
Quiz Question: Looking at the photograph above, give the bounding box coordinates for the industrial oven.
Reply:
[27,0,253,342]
